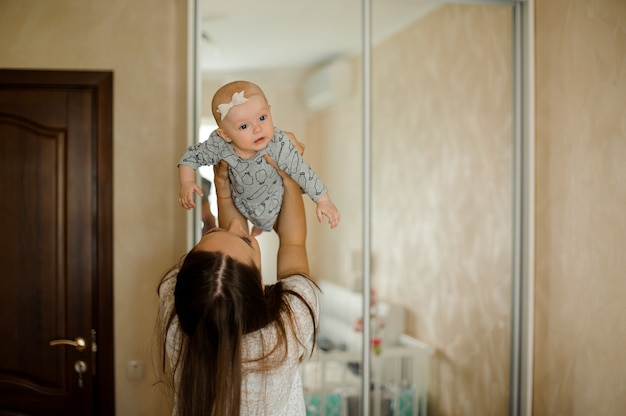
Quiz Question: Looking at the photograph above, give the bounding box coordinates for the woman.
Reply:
[157,154,319,416]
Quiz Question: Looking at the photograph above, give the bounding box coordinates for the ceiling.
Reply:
[199,0,439,74]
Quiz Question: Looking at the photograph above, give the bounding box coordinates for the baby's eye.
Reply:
[240,124,249,130]
[259,115,266,121]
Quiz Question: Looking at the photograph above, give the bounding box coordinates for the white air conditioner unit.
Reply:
[303,59,353,111]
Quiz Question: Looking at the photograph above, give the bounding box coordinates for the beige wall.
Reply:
[534,0,626,414]
[0,1,188,415]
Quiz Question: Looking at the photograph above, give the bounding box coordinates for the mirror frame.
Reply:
[186,0,535,414]
[510,2,534,415]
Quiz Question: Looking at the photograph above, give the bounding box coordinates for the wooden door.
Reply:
[0,70,114,415]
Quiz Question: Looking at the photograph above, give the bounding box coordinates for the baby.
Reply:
[178,80,340,232]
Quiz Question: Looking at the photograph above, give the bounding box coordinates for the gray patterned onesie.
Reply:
[179,127,328,231]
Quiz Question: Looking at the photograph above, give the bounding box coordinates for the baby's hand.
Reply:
[179,181,203,210]
[316,194,340,229]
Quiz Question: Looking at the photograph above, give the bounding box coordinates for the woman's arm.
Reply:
[212,160,248,231]
[265,155,310,280]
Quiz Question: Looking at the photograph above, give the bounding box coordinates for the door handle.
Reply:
[49,337,86,352]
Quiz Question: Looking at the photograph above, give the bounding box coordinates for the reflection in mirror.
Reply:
[369,3,513,415]
[196,0,515,415]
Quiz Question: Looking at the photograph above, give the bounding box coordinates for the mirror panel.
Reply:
[370,3,513,414]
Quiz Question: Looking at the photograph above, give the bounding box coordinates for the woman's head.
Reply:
[174,226,265,339]
[158,226,318,415]
[194,219,262,270]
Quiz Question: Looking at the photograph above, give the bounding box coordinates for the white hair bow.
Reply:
[216,91,248,121]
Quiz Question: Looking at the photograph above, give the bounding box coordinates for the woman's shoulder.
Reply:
[280,275,319,311]
[158,267,179,300]
[281,274,318,293]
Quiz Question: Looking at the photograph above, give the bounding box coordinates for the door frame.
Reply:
[0,69,115,414]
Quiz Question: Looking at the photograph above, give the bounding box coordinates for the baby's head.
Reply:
[212,81,268,127]
[211,81,275,160]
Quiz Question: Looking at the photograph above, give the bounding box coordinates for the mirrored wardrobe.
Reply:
[190,0,529,414]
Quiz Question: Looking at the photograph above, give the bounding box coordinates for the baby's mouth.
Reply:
[254,137,266,145]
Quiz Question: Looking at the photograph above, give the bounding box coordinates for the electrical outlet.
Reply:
[126,359,144,381]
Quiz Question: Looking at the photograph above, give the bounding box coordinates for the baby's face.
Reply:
[217,95,274,159]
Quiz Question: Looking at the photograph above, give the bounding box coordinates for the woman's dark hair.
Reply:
[157,249,317,416]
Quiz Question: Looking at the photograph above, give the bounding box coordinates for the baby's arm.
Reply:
[315,193,340,229]
[177,131,224,210]
[178,165,203,210]
[272,129,340,229]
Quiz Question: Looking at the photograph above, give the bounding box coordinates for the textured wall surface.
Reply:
[534,0,626,414]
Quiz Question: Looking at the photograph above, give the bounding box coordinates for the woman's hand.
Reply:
[284,131,305,155]
[213,160,248,231]
[212,160,231,199]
